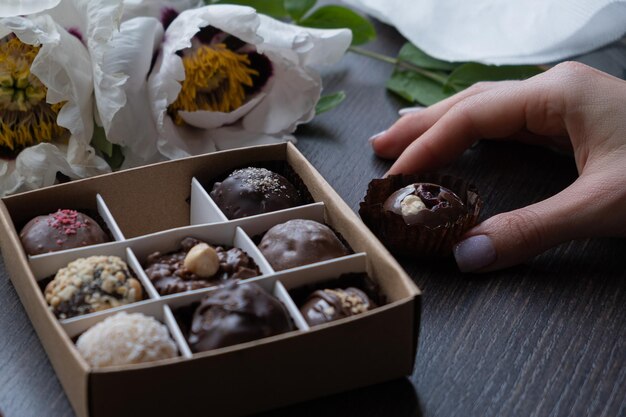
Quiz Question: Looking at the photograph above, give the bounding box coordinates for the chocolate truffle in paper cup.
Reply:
[76,312,177,368]
[359,174,481,258]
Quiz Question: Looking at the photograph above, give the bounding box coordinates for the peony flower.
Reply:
[100,4,352,163]
[0,1,62,18]
[0,12,110,196]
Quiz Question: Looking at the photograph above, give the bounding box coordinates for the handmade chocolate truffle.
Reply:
[144,237,260,295]
[188,281,294,352]
[359,174,482,258]
[259,219,350,271]
[300,287,374,326]
[383,183,467,228]
[20,209,109,255]
[76,312,177,367]
[210,167,301,219]
[45,256,142,319]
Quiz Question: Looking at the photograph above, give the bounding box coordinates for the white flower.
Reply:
[101,4,352,163]
[0,9,110,196]
[0,0,61,18]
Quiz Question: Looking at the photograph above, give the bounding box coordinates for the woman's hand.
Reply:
[369,62,626,272]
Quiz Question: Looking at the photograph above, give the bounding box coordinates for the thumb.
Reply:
[452,177,601,272]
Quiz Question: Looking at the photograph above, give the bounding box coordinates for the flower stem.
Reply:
[348,46,449,85]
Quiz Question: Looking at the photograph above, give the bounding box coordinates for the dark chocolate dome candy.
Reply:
[210,167,301,219]
[188,281,294,352]
[19,209,109,255]
[300,287,374,326]
[259,219,350,271]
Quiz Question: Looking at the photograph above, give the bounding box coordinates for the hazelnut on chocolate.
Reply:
[184,243,220,278]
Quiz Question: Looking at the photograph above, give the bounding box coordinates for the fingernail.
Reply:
[368,130,386,145]
[398,106,425,116]
[453,235,497,272]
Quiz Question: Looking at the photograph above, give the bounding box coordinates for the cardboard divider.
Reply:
[126,248,160,300]
[189,177,228,225]
[276,254,368,291]
[233,202,325,238]
[273,281,309,331]
[96,194,125,241]
[234,227,274,275]
[61,297,168,339]
[28,240,130,281]
[163,306,193,358]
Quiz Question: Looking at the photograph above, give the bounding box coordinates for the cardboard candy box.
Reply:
[0,143,421,417]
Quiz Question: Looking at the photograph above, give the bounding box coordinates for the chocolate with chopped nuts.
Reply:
[44,256,142,319]
[300,287,375,326]
[144,237,260,296]
[210,167,301,219]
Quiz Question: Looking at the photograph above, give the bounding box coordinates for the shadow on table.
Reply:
[259,378,422,417]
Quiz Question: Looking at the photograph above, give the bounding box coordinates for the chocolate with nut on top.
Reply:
[188,281,294,352]
[144,237,260,296]
[300,287,374,326]
[210,167,301,219]
[383,183,467,228]
[20,209,109,255]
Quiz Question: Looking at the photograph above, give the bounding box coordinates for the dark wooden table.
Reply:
[1,18,625,417]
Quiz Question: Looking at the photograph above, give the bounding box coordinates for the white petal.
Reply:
[256,14,352,67]
[0,0,61,18]
[242,58,321,134]
[179,93,265,129]
[100,17,164,161]
[211,127,294,151]
[121,0,202,21]
[157,117,216,159]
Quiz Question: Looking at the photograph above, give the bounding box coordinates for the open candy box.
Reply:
[0,143,421,417]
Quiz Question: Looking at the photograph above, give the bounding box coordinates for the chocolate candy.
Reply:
[259,219,350,271]
[76,312,178,368]
[188,281,294,352]
[383,183,466,228]
[20,209,109,255]
[45,256,142,319]
[144,237,260,295]
[210,167,301,219]
[300,287,374,326]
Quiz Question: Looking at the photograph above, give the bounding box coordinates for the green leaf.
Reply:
[386,69,452,106]
[315,91,346,115]
[444,63,543,93]
[206,0,288,19]
[90,126,113,157]
[106,145,125,171]
[299,5,375,45]
[397,43,459,71]
[284,0,316,22]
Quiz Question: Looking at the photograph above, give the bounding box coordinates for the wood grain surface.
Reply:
[1,19,625,417]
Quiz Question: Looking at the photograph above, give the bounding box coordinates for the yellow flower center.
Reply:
[168,43,258,125]
[0,36,68,154]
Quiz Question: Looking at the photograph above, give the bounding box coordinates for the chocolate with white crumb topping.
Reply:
[210,167,301,219]
[299,287,374,326]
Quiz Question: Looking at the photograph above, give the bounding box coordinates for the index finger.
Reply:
[386,78,565,175]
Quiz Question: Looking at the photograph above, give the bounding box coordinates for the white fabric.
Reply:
[343,0,626,64]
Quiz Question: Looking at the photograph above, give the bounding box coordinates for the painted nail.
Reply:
[398,106,425,116]
[453,235,497,272]
[368,130,386,145]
